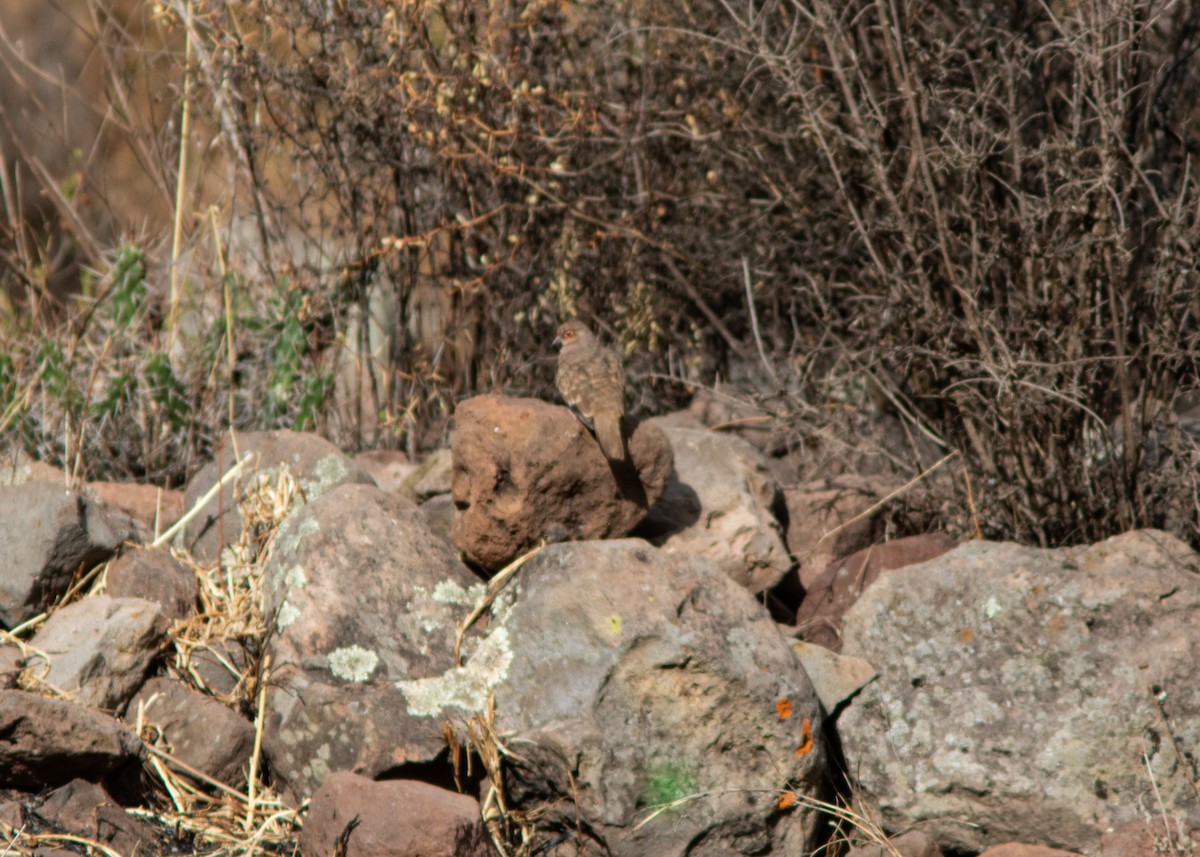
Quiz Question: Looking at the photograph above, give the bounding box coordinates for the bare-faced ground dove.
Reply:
[554,320,627,462]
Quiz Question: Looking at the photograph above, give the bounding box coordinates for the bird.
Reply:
[554,320,627,462]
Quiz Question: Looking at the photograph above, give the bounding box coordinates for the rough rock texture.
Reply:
[27,595,168,710]
[790,640,876,714]
[87,481,184,534]
[36,779,159,856]
[845,831,944,857]
[399,447,454,502]
[451,395,672,570]
[261,482,485,802]
[784,477,891,588]
[640,425,790,592]
[105,547,198,622]
[353,450,416,496]
[0,690,144,790]
[299,771,491,857]
[795,533,958,650]
[129,677,255,788]
[0,481,135,627]
[187,640,250,699]
[404,540,827,856]
[1098,820,1199,857]
[181,430,375,563]
[839,530,1200,854]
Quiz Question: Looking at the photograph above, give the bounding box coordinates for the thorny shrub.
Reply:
[1,0,1199,547]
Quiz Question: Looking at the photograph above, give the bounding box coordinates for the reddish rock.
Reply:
[27,595,169,710]
[451,395,672,571]
[186,640,250,699]
[106,547,198,622]
[0,690,144,791]
[353,450,416,496]
[795,533,958,650]
[1099,820,1199,857]
[36,779,159,856]
[0,481,136,627]
[846,830,943,857]
[784,477,892,588]
[87,481,184,533]
[299,772,490,857]
[129,677,255,788]
[978,845,1082,857]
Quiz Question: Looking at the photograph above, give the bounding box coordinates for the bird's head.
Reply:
[553,320,593,350]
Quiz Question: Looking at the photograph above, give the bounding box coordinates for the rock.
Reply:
[181,430,375,563]
[35,779,159,856]
[784,477,891,588]
[795,533,958,650]
[839,530,1200,854]
[353,450,416,496]
[450,395,672,571]
[26,595,168,710]
[0,643,24,688]
[87,481,184,534]
[299,771,490,857]
[399,447,454,502]
[129,676,255,788]
[790,640,876,714]
[261,482,485,802]
[0,482,135,627]
[682,387,780,453]
[1099,820,1199,857]
[0,454,67,486]
[639,425,790,592]
[845,830,944,857]
[186,640,250,699]
[0,690,144,791]
[105,547,198,622]
[404,540,828,856]
[418,494,455,546]
[977,846,1083,857]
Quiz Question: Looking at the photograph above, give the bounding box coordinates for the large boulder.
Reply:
[181,430,376,563]
[261,482,485,802]
[839,530,1200,854]
[0,481,135,627]
[640,425,790,593]
[451,395,673,570]
[396,540,829,856]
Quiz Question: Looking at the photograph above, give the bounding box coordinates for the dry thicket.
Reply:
[1,0,1198,547]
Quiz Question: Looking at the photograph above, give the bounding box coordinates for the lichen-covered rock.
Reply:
[402,539,829,856]
[260,482,485,802]
[840,530,1200,854]
[180,430,375,563]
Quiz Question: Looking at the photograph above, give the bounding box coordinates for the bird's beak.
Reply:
[552,336,564,349]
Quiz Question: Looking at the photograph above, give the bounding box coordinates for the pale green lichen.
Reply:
[328,645,379,682]
[983,596,1004,619]
[276,602,301,630]
[394,626,513,717]
[433,579,486,606]
[309,455,350,494]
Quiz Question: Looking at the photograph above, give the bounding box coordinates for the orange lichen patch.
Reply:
[777,791,798,810]
[776,697,793,720]
[794,717,814,756]
[958,627,975,643]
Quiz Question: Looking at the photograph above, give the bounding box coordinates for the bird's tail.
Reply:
[596,414,627,463]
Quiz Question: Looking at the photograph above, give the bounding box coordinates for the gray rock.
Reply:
[399,447,454,501]
[261,482,484,802]
[0,482,135,627]
[299,771,491,857]
[640,426,791,592]
[405,539,828,856]
[839,530,1200,854]
[791,640,876,714]
[129,676,255,788]
[0,690,144,790]
[27,595,168,710]
[106,547,198,622]
[180,430,375,563]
